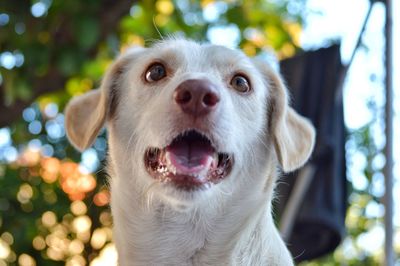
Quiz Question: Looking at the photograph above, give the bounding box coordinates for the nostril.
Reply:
[174,79,220,116]
[175,90,192,105]
[203,92,219,107]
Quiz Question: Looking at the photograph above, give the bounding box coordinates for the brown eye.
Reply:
[231,75,251,93]
[145,63,167,82]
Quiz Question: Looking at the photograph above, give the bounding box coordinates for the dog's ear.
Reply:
[65,51,135,151]
[253,59,315,172]
[65,89,106,151]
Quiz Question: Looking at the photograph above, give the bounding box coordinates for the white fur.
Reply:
[65,39,315,265]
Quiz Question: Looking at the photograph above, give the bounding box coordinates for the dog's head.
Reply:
[65,39,315,205]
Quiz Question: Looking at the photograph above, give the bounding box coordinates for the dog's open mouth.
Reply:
[144,130,233,190]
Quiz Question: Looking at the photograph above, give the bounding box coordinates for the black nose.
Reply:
[174,79,220,117]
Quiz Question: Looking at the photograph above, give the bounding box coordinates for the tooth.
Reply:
[165,152,177,175]
[172,166,176,175]
[161,150,166,163]
[212,153,218,168]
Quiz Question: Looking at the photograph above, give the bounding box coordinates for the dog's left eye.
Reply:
[145,63,167,82]
[230,75,251,93]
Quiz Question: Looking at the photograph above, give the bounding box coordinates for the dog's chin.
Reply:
[144,130,233,193]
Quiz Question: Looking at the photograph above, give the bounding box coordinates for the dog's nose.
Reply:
[174,79,220,117]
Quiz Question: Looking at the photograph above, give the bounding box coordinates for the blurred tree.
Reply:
[0,0,134,127]
[0,0,303,128]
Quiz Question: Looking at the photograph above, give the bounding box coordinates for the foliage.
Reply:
[0,0,307,265]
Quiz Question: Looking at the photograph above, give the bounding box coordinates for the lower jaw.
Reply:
[145,152,233,191]
[149,172,220,191]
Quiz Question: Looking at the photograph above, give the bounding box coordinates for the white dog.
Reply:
[65,39,315,265]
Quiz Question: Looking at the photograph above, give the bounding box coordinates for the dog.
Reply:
[65,38,315,265]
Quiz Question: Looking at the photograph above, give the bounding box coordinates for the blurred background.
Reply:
[0,0,398,265]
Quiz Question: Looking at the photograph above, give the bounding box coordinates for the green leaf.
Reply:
[226,6,247,28]
[74,17,100,50]
[56,50,82,76]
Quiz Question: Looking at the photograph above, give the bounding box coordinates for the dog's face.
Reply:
[65,39,315,206]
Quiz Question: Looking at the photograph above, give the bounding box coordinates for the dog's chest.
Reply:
[123,208,210,264]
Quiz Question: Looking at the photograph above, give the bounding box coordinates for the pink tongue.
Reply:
[165,139,215,174]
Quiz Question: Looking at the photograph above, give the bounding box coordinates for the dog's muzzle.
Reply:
[144,130,233,191]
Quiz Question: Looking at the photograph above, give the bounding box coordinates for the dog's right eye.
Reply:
[145,63,167,82]
[230,74,251,94]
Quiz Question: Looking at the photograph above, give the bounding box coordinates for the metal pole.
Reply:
[279,165,316,240]
[384,0,394,265]
[335,2,373,103]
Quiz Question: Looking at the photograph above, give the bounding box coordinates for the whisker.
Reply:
[152,16,164,40]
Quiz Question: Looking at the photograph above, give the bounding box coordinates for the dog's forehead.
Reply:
[147,39,253,71]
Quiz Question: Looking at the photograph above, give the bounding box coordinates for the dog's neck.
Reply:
[109,157,292,266]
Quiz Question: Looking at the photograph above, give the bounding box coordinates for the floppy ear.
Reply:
[65,52,135,151]
[65,89,106,151]
[254,60,316,172]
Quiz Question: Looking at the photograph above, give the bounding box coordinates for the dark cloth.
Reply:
[275,44,347,261]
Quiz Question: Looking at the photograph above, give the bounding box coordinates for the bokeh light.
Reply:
[18,254,36,266]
